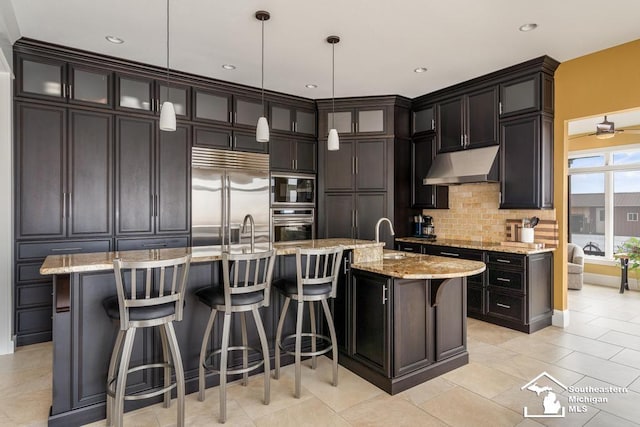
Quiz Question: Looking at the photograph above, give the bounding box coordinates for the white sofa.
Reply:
[567,243,585,290]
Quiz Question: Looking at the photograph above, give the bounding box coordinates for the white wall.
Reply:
[0,0,19,354]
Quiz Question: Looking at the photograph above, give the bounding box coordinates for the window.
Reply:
[569,147,640,259]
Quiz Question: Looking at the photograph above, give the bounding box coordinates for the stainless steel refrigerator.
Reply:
[191,147,270,247]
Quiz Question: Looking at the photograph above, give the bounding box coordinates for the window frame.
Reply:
[569,144,640,261]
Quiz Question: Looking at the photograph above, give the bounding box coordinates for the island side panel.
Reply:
[433,277,467,361]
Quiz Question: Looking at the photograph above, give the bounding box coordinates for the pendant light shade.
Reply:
[327,35,340,151]
[160,0,176,131]
[159,101,176,131]
[328,128,340,151]
[256,116,270,142]
[256,11,270,143]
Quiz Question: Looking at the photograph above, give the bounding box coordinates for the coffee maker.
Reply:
[423,215,436,239]
[412,215,436,239]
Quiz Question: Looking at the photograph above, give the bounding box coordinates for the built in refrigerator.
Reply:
[191,147,270,247]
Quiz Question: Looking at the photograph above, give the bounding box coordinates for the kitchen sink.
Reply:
[383,253,407,260]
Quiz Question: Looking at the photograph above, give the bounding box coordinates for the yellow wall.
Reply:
[554,38,640,310]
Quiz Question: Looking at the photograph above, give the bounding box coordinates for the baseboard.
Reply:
[584,273,639,291]
[552,309,570,328]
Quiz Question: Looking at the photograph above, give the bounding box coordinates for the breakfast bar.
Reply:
[40,239,485,426]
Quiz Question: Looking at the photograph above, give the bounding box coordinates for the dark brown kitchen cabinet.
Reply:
[351,270,392,377]
[323,139,386,192]
[499,113,553,209]
[15,104,113,239]
[332,251,352,354]
[318,102,390,138]
[411,135,448,209]
[15,54,113,108]
[412,105,435,135]
[233,130,269,154]
[116,74,190,119]
[321,193,388,245]
[323,193,356,239]
[234,95,266,129]
[437,86,497,153]
[269,102,316,136]
[193,88,232,125]
[269,137,316,173]
[499,73,554,118]
[193,125,232,149]
[115,116,190,236]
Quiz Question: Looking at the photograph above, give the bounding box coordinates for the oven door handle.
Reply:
[273,221,314,226]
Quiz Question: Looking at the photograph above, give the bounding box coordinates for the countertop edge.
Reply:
[395,237,556,255]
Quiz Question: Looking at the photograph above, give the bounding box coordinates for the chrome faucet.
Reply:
[241,214,255,252]
[375,217,395,243]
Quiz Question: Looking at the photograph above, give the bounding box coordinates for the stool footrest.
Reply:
[107,362,176,400]
[203,345,265,376]
[278,332,333,357]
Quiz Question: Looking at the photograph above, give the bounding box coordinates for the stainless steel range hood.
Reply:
[423,145,499,185]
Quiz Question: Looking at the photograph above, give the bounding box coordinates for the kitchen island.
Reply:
[40,239,484,425]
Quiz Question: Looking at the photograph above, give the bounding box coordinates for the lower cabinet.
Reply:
[335,269,468,394]
[397,240,553,334]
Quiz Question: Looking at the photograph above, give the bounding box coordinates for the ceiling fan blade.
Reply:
[569,132,597,140]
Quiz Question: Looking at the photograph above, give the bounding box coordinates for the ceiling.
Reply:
[4,0,640,99]
[568,110,640,136]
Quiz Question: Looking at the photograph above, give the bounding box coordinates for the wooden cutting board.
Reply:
[505,219,558,247]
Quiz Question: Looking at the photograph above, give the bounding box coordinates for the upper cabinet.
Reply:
[412,105,435,135]
[193,88,232,125]
[437,86,498,153]
[324,107,385,137]
[498,73,553,118]
[410,135,448,209]
[16,54,113,108]
[234,95,265,129]
[269,102,316,137]
[116,73,191,119]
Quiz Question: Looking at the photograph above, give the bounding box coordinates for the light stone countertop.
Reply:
[352,250,486,280]
[395,237,556,255]
[39,239,385,275]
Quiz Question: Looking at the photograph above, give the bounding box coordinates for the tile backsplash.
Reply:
[422,182,556,243]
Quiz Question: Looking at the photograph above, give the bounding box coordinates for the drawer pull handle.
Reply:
[143,243,168,248]
[496,277,511,283]
[497,303,511,309]
[440,252,460,257]
[404,247,414,252]
[496,259,511,263]
[51,247,82,252]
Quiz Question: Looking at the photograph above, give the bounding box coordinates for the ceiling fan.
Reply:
[571,115,640,139]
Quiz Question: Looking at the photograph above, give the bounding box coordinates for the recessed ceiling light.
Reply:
[105,35,124,44]
[519,23,538,32]
[414,67,428,73]
[222,64,236,70]
[305,84,318,89]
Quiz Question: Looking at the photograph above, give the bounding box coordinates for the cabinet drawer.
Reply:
[487,291,524,323]
[425,245,483,261]
[15,306,52,335]
[396,242,422,253]
[17,262,50,283]
[116,236,189,251]
[488,268,523,291]
[16,283,52,308]
[17,240,112,261]
[487,252,524,267]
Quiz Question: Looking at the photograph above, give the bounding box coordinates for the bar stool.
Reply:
[195,250,276,423]
[103,254,191,427]
[273,246,344,398]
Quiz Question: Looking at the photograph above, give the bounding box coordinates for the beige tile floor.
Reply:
[2,283,640,426]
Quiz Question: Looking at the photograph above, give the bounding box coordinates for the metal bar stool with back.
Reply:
[195,249,277,423]
[103,254,192,427]
[273,246,344,398]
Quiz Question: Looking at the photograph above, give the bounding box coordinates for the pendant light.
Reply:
[159,0,176,131]
[327,35,340,151]
[255,11,270,142]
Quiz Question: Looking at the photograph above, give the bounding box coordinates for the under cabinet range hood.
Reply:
[423,145,500,185]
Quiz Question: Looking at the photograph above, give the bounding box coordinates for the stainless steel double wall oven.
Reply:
[270,173,316,242]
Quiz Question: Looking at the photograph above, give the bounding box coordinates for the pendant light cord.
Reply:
[261,18,265,109]
[166,0,170,91]
[331,42,335,128]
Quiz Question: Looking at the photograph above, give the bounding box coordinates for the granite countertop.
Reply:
[395,237,556,255]
[352,250,486,280]
[39,239,385,275]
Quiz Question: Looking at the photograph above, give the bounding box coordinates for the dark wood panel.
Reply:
[115,116,155,235]
[466,86,497,149]
[355,139,386,191]
[500,115,539,209]
[355,193,388,245]
[68,110,113,237]
[434,278,465,360]
[323,140,354,192]
[156,124,191,234]
[437,97,463,153]
[323,194,354,239]
[15,103,66,239]
[394,279,431,376]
